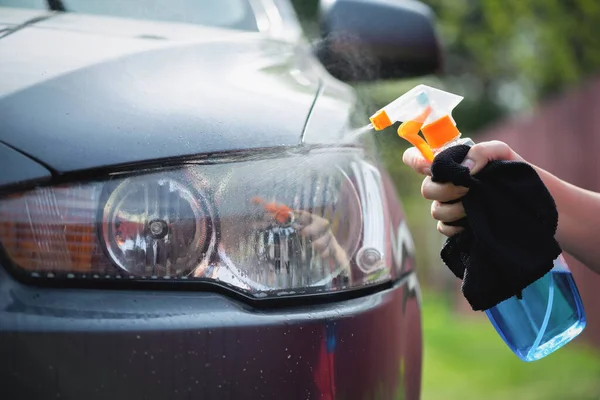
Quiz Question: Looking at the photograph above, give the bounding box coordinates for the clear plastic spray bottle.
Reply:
[370,84,586,362]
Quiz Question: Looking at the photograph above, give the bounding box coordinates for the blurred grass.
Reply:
[421,291,600,400]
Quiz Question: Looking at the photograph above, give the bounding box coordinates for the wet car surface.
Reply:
[0,0,441,398]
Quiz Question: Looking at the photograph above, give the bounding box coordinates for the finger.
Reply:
[311,232,335,256]
[431,200,466,223]
[297,215,331,238]
[463,140,524,175]
[437,221,463,237]
[421,176,469,202]
[294,210,313,226]
[402,147,432,176]
[294,210,323,229]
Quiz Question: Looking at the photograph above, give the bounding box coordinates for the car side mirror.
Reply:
[315,0,443,82]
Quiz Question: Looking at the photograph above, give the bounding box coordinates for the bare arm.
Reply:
[402,140,600,275]
[533,166,600,273]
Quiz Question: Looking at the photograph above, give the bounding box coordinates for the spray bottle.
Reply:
[370,84,586,362]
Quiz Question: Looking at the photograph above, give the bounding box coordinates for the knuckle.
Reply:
[455,186,469,198]
[453,203,466,220]
[401,148,413,167]
[443,184,465,202]
[430,201,440,220]
[423,177,468,203]
[471,140,511,160]
[421,178,432,199]
[436,221,445,235]
[489,139,509,148]
[422,189,435,201]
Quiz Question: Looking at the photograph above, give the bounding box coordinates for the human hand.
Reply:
[402,140,524,237]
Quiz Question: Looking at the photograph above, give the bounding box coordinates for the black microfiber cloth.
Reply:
[430,144,562,311]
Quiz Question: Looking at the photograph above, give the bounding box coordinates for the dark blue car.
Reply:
[0,0,442,398]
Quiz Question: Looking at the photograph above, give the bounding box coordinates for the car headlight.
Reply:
[0,148,395,299]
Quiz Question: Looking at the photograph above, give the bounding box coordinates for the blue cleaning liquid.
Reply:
[485,257,586,362]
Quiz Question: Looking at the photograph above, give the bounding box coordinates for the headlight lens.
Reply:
[0,149,394,298]
[102,176,215,277]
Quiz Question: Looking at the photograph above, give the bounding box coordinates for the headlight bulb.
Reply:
[102,175,215,277]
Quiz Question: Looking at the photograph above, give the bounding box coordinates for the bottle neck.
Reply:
[433,137,475,156]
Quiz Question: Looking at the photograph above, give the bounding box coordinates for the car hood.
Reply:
[0,11,321,173]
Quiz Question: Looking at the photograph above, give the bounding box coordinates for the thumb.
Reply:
[462,140,523,175]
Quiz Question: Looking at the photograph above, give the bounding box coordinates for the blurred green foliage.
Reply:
[427,0,600,130]
[291,0,600,133]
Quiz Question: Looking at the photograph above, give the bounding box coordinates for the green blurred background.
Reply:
[291,1,600,399]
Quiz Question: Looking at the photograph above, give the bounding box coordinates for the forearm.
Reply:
[534,166,600,274]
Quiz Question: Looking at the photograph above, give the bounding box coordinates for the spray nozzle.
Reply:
[369,84,464,161]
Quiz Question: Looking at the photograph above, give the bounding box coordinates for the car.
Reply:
[0,0,442,399]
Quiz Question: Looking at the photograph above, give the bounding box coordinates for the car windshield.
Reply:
[0,0,258,31]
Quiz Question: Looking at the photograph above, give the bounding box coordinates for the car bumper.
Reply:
[0,267,422,400]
